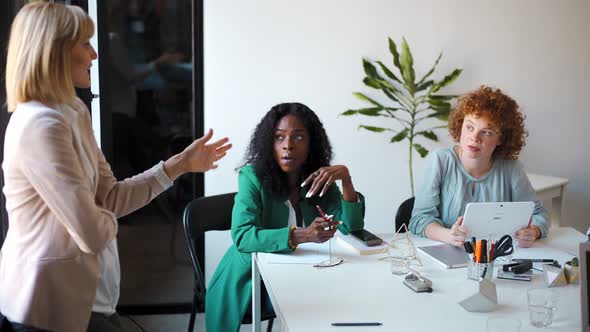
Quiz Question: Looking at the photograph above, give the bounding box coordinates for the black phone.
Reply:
[349,229,383,246]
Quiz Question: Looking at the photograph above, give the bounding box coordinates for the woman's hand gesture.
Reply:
[301,165,351,198]
[164,128,232,180]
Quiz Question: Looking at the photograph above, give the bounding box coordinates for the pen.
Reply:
[331,322,382,326]
[513,258,555,263]
[475,240,482,263]
[315,205,330,222]
[481,239,487,263]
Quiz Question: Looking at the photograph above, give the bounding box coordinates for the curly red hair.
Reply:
[448,85,528,160]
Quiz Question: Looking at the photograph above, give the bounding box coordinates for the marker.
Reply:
[331,322,382,327]
[463,242,475,262]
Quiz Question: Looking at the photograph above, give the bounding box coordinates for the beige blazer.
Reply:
[0,99,169,332]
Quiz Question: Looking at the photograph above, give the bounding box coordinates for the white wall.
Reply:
[203,0,590,283]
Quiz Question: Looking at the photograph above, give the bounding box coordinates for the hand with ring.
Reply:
[301,165,351,198]
[291,217,341,245]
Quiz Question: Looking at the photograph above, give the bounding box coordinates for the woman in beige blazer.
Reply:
[0,3,231,331]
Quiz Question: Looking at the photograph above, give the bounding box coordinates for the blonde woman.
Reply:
[0,3,231,331]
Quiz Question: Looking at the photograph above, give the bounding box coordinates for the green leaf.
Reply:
[341,107,386,117]
[413,143,429,158]
[388,37,402,73]
[376,61,402,83]
[353,92,384,107]
[362,58,379,79]
[375,78,400,93]
[431,68,462,93]
[429,94,457,101]
[390,128,408,142]
[427,109,451,121]
[429,104,451,113]
[341,110,357,116]
[359,125,387,132]
[417,130,438,141]
[363,77,381,89]
[427,98,451,107]
[416,80,434,92]
[380,88,401,104]
[358,108,385,116]
[400,37,416,93]
[417,52,442,85]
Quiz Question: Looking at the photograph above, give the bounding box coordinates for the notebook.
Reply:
[336,234,389,255]
[417,243,469,269]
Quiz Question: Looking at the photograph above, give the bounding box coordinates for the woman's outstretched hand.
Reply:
[164,128,232,180]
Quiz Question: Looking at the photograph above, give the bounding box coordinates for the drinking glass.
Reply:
[527,288,558,328]
[387,243,411,275]
[487,317,521,332]
[390,259,409,275]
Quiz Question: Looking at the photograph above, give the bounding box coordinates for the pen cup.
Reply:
[467,259,494,281]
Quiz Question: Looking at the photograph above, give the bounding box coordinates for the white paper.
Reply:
[261,242,329,265]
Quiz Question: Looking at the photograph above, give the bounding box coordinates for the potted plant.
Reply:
[342,37,462,196]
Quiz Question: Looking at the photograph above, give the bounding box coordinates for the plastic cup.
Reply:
[527,288,558,328]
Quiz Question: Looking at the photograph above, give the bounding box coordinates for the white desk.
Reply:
[252,227,585,331]
[528,173,568,227]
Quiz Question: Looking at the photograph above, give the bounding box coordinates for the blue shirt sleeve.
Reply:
[409,151,444,236]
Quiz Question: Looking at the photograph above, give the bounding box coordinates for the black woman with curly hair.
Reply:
[409,86,549,248]
[206,102,365,331]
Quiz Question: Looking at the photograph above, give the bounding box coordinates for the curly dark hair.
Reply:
[448,85,528,160]
[243,103,333,197]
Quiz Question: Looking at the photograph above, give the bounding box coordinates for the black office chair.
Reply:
[182,192,275,332]
[395,197,415,233]
[0,314,14,332]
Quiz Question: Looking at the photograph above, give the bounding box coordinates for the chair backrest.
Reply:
[395,197,415,233]
[182,192,237,310]
[0,313,14,332]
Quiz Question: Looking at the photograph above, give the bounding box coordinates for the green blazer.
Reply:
[205,165,365,332]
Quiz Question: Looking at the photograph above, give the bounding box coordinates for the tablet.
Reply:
[463,201,534,239]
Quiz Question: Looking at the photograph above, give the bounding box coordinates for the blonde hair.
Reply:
[5,2,94,112]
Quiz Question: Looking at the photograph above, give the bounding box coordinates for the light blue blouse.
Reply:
[409,146,550,238]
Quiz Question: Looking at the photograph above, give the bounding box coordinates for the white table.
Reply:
[528,173,568,227]
[252,227,585,331]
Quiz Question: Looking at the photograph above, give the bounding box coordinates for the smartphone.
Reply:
[349,229,383,247]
